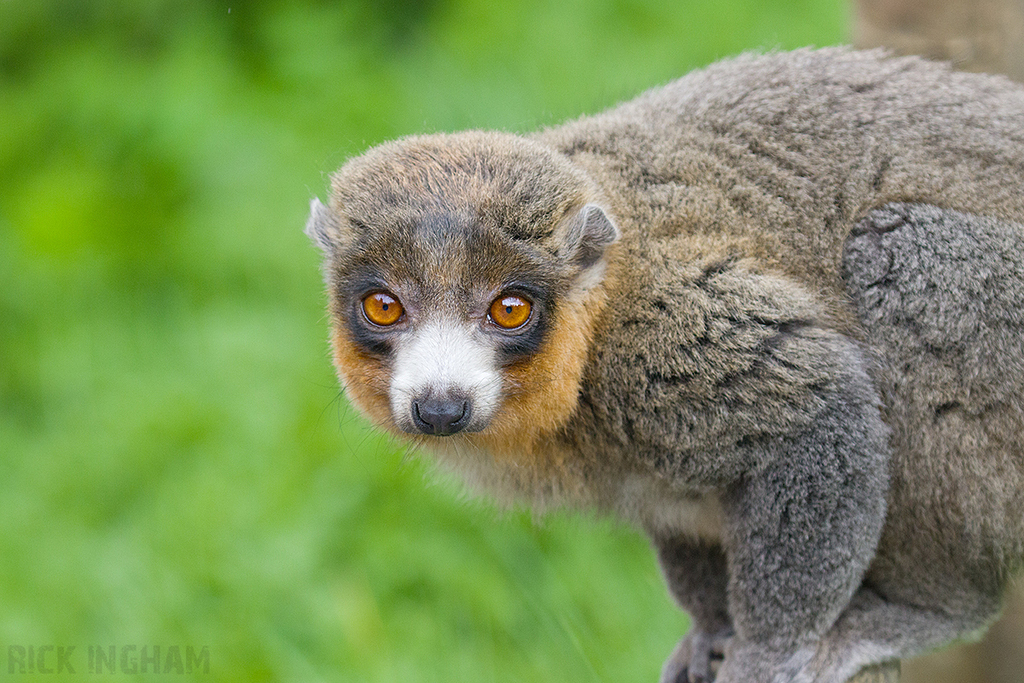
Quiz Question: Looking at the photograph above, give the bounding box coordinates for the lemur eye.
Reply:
[362,292,404,326]
[489,294,532,330]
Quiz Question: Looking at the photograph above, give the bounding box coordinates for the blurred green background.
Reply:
[0,1,845,680]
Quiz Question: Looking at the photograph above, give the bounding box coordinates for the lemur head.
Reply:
[307,131,618,454]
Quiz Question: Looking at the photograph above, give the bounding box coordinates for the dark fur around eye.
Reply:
[332,268,399,357]
[347,309,395,356]
[495,321,547,361]
[492,284,553,363]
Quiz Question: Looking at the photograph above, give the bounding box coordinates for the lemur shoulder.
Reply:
[307,47,1024,683]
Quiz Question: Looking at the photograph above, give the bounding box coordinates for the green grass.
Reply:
[0,2,844,680]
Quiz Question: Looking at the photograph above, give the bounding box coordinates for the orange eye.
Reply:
[489,294,532,329]
[362,292,404,326]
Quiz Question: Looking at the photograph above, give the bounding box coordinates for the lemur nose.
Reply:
[412,396,471,436]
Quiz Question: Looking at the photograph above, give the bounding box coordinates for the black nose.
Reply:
[412,396,471,436]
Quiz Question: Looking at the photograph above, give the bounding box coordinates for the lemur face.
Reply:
[308,132,618,446]
[330,210,562,436]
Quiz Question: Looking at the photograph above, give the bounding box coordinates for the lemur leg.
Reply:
[652,285,891,682]
[713,346,891,683]
[790,586,998,683]
[653,537,733,683]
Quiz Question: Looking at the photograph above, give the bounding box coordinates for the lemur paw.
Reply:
[710,641,815,683]
[659,627,733,683]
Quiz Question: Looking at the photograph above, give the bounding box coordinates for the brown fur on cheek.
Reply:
[330,326,394,429]
[467,285,609,464]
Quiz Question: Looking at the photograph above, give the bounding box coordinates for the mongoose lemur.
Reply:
[306,48,1024,683]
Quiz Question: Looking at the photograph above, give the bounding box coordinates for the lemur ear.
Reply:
[558,203,620,269]
[305,198,339,253]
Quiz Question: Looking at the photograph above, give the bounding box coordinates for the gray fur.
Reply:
[309,48,1024,682]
